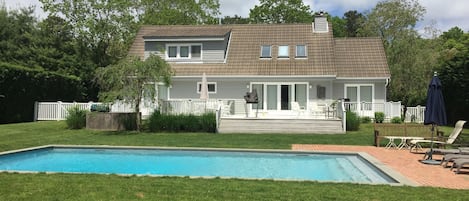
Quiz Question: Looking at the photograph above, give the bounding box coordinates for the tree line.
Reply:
[0,0,467,124]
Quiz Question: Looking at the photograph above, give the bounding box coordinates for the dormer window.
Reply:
[296,45,307,58]
[278,45,289,58]
[166,44,202,60]
[260,45,271,58]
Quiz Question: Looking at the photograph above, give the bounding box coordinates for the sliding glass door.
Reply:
[251,83,308,112]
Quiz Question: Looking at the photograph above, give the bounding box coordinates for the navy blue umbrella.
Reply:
[422,73,447,164]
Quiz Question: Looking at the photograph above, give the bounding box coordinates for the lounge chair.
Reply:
[451,158,469,174]
[441,153,469,167]
[409,120,466,151]
[423,147,469,159]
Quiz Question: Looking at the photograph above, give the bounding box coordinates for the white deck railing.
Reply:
[35,100,420,123]
[344,102,402,120]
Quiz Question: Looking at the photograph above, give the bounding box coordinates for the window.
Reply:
[168,46,177,58]
[197,82,217,93]
[317,85,326,99]
[191,45,201,58]
[278,45,289,58]
[166,44,201,59]
[260,45,271,58]
[180,46,189,58]
[296,45,307,58]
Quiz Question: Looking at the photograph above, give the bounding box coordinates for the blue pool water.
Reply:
[0,147,397,184]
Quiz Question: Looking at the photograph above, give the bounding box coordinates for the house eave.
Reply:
[143,38,225,42]
[336,76,390,80]
[173,75,337,79]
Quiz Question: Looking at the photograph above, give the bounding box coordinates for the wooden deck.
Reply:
[217,118,344,134]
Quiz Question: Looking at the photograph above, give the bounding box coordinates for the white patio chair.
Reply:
[310,102,326,118]
[291,102,305,118]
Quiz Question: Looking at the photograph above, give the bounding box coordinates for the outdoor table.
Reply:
[384,136,399,149]
[397,137,424,150]
[384,136,424,150]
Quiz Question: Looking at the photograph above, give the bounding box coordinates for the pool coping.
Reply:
[0,145,418,186]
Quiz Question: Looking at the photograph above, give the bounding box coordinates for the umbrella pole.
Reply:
[428,124,435,160]
[420,124,440,165]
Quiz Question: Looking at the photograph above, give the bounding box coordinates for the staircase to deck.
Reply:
[217,118,344,134]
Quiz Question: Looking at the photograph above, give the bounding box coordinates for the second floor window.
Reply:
[296,45,307,58]
[278,45,289,58]
[166,44,201,59]
[260,45,271,58]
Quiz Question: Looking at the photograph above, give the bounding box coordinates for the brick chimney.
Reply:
[313,11,329,33]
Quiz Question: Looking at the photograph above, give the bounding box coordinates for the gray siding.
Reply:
[333,81,387,102]
[203,41,227,63]
[170,80,247,100]
[144,41,165,59]
[144,40,226,63]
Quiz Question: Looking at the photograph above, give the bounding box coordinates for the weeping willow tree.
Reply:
[95,55,173,131]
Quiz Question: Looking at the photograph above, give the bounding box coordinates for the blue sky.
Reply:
[3,0,469,36]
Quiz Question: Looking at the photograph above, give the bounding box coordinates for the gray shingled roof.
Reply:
[335,38,390,78]
[128,24,390,78]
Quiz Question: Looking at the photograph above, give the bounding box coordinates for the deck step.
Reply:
[217,118,344,134]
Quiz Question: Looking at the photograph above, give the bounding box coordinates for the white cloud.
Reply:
[219,0,259,17]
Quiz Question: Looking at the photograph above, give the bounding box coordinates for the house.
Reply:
[127,13,392,132]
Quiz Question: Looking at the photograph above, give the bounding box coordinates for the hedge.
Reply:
[0,62,86,123]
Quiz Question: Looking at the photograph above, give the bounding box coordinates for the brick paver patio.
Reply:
[292,144,469,189]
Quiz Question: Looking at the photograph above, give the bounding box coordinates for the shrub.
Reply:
[147,111,216,133]
[200,112,216,132]
[346,111,360,131]
[361,116,372,124]
[65,106,87,129]
[391,117,402,124]
[0,62,85,123]
[374,112,385,123]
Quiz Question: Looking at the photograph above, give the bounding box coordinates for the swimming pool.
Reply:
[0,145,408,184]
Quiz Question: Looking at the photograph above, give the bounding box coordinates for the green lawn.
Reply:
[1,121,468,201]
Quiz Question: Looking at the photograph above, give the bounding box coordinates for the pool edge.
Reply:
[0,144,418,186]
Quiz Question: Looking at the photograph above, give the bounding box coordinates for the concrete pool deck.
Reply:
[292,144,469,190]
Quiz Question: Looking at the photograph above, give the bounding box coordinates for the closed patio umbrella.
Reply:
[421,72,447,165]
[200,73,209,111]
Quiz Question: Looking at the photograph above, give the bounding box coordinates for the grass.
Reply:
[0,121,375,152]
[0,121,468,201]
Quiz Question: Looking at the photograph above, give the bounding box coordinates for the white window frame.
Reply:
[295,45,307,58]
[278,45,289,58]
[344,84,374,103]
[165,43,202,60]
[197,82,217,94]
[260,45,272,58]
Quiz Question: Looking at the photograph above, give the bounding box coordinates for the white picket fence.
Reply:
[34,101,95,121]
[34,101,133,121]
[404,105,426,123]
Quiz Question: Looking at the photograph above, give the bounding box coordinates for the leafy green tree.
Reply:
[249,0,313,23]
[359,0,429,106]
[0,6,38,68]
[95,55,173,130]
[438,31,469,123]
[343,10,364,37]
[222,15,250,24]
[41,0,140,67]
[138,0,220,25]
[331,16,346,37]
